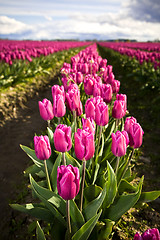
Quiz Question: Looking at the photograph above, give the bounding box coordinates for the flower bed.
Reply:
[11,43,160,239]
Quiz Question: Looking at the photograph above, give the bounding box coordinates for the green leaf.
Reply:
[47,127,54,146]
[30,175,66,226]
[10,203,54,222]
[103,161,117,209]
[24,164,42,177]
[105,176,144,221]
[137,190,160,204]
[20,145,43,168]
[92,163,100,185]
[50,153,62,192]
[83,187,106,221]
[72,210,102,240]
[36,221,46,240]
[118,179,137,194]
[84,185,102,203]
[98,219,115,240]
[65,152,81,167]
[70,200,85,231]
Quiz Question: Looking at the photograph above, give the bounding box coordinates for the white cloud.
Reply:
[0,16,32,34]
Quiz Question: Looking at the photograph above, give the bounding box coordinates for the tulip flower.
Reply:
[111,130,129,174]
[112,100,126,119]
[116,94,127,111]
[52,85,65,101]
[95,102,109,126]
[84,74,96,95]
[82,117,95,135]
[38,98,54,121]
[101,83,113,103]
[128,123,144,148]
[34,135,51,161]
[34,135,52,190]
[66,86,81,113]
[57,164,80,200]
[57,164,80,235]
[74,128,95,161]
[111,130,129,157]
[85,96,103,120]
[112,79,120,93]
[93,82,102,97]
[124,116,137,133]
[54,124,72,153]
[76,72,83,84]
[133,228,160,240]
[53,94,66,118]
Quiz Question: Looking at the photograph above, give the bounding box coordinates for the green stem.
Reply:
[44,160,52,191]
[73,110,77,133]
[80,160,86,212]
[58,117,61,125]
[62,152,66,166]
[47,120,51,128]
[115,157,120,175]
[95,125,103,160]
[118,148,135,188]
[66,200,71,239]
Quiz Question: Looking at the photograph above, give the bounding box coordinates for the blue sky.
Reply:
[0,0,160,41]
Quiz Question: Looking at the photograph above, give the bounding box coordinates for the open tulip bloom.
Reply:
[11,43,160,240]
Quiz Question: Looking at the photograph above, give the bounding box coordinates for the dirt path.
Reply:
[0,76,59,239]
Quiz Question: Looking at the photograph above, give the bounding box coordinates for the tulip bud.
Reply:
[82,117,95,134]
[133,232,143,240]
[57,164,80,200]
[53,94,66,118]
[95,102,109,126]
[111,131,129,157]
[66,86,81,113]
[52,85,65,101]
[76,72,83,84]
[34,135,51,160]
[116,94,127,111]
[112,100,126,119]
[85,96,103,120]
[84,74,96,95]
[38,99,54,121]
[101,83,113,103]
[129,123,144,148]
[54,124,72,152]
[142,228,160,240]
[112,79,120,93]
[74,128,95,161]
[124,116,137,133]
[93,82,102,97]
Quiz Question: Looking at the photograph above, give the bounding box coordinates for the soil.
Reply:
[0,74,59,240]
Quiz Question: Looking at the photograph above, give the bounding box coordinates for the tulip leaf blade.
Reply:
[10,203,54,222]
[30,175,66,226]
[98,219,115,240]
[83,186,106,221]
[50,152,62,192]
[118,179,138,194]
[84,185,102,203]
[103,161,117,210]
[47,127,54,146]
[137,190,160,204]
[36,221,46,240]
[72,210,102,240]
[70,200,85,231]
[65,152,81,167]
[20,145,43,168]
[105,176,144,221]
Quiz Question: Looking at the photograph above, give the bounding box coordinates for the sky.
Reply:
[0,0,160,41]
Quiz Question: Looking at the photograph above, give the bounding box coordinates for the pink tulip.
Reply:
[82,117,95,134]
[52,85,65,101]
[34,135,51,160]
[111,131,129,157]
[116,94,127,111]
[66,86,81,113]
[95,102,109,126]
[85,96,103,120]
[54,124,72,153]
[112,100,126,119]
[74,128,95,161]
[84,74,96,95]
[57,164,80,200]
[53,94,66,118]
[112,80,120,93]
[124,116,137,133]
[133,228,160,240]
[128,123,144,148]
[38,98,54,121]
[101,83,113,103]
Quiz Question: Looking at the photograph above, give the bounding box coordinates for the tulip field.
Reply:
[0,40,160,240]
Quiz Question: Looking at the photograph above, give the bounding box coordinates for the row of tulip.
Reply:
[11,43,160,239]
[0,40,89,65]
[98,42,160,70]
[0,41,89,88]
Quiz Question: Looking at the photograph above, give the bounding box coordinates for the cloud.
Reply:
[126,0,160,23]
[0,16,32,34]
